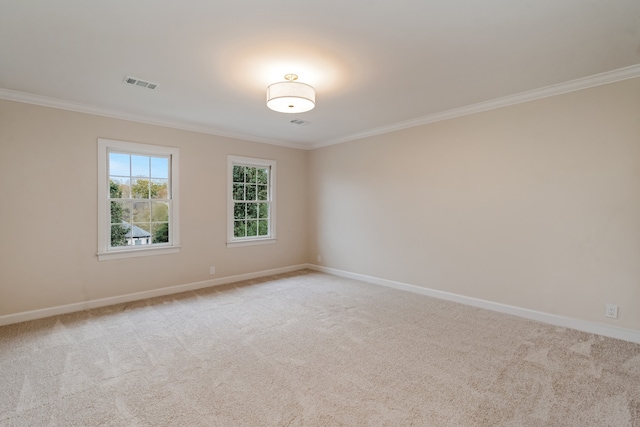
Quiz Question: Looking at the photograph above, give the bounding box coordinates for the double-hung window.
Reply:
[98,138,180,260]
[227,155,276,247]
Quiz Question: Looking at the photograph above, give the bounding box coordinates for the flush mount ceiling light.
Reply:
[266,74,315,113]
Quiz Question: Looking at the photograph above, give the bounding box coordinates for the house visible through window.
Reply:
[98,139,180,260]
[228,155,276,247]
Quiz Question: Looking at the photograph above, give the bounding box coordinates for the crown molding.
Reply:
[2,64,639,151]
[311,63,640,150]
[0,88,308,150]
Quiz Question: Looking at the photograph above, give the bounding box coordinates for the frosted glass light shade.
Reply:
[266,81,315,113]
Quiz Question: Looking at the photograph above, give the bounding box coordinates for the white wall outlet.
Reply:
[209,266,216,275]
[605,304,618,319]
[317,255,322,263]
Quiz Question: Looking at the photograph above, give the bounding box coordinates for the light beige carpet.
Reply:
[1,270,639,426]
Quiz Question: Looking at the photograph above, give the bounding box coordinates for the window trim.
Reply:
[97,138,181,261]
[227,155,277,248]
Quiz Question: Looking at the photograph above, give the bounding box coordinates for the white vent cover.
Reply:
[123,75,159,90]
[290,119,311,126]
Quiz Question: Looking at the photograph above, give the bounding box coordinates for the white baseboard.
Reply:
[307,264,640,345]
[4,263,639,344]
[0,264,308,327]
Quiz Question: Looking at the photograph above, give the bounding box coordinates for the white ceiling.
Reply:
[1,0,639,149]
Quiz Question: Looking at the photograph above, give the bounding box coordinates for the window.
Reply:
[227,155,276,247]
[98,138,180,260]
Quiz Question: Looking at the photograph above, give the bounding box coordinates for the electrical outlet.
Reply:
[317,255,322,263]
[209,266,216,275]
[605,304,618,319]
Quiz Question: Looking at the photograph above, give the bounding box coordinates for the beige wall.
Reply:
[308,77,640,331]
[0,100,308,316]
[2,77,639,332]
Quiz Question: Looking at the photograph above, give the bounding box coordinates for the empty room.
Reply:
[1,1,640,425]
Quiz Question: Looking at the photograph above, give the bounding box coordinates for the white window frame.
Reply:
[227,155,277,248]
[97,138,181,261]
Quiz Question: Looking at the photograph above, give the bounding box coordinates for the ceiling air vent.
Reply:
[123,75,159,90]
[290,119,311,126]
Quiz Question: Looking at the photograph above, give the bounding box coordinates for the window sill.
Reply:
[226,238,277,248]
[97,245,181,261]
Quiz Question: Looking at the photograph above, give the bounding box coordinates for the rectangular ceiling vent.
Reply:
[290,119,311,126]
[123,75,159,90]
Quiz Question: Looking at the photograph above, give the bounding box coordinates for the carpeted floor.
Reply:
[1,269,639,426]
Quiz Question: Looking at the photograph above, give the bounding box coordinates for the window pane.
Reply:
[246,220,258,236]
[151,179,168,199]
[233,184,245,201]
[234,220,246,238]
[109,153,130,176]
[151,201,169,222]
[131,155,150,177]
[234,203,245,220]
[258,203,269,219]
[111,224,129,247]
[109,178,130,198]
[246,185,256,201]
[132,178,150,198]
[228,157,274,244]
[256,168,268,184]
[233,165,244,183]
[245,167,257,183]
[152,222,169,243]
[111,201,131,223]
[101,140,178,256]
[258,220,269,236]
[150,157,169,179]
[246,203,257,219]
[133,201,150,223]
[257,185,268,201]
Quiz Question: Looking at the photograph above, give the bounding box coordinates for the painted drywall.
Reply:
[0,99,308,316]
[308,77,640,331]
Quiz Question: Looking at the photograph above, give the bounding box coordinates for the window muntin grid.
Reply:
[231,163,271,239]
[108,152,171,248]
